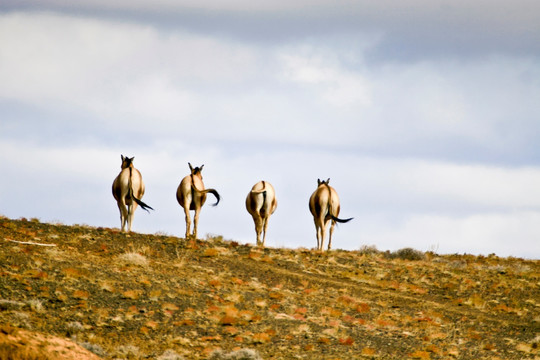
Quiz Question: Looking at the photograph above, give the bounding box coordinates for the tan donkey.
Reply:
[176,163,220,239]
[245,181,277,247]
[309,178,352,251]
[112,155,153,232]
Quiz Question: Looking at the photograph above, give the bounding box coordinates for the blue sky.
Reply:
[1,1,539,258]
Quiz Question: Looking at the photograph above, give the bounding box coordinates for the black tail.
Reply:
[127,185,154,212]
[323,182,351,224]
[205,188,221,206]
[133,197,154,212]
[128,167,153,212]
[190,182,220,207]
[330,214,353,223]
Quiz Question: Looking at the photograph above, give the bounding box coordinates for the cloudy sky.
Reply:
[1,1,539,258]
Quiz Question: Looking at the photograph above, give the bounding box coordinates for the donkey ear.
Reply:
[188,162,193,171]
[121,155,125,161]
[200,164,204,171]
[130,157,135,162]
[317,178,321,185]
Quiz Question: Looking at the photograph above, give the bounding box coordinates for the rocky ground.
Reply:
[0,216,538,359]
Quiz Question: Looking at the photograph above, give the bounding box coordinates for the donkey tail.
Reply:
[133,197,154,212]
[324,183,351,223]
[191,183,221,206]
[326,201,352,223]
[204,188,221,206]
[128,167,154,212]
[330,214,353,223]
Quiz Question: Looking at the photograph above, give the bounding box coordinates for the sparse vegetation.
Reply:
[386,247,426,261]
[26,299,44,313]
[209,349,262,360]
[77,342,108,358]
[0,217,538,359]
[358,244,381,255]
[117,252,149,267]
[157,349,185,360]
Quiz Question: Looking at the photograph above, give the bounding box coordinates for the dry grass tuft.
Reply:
[117,252,148,267]
[209,348,262,360]
[115,345,140,358]
[77,342,107,358]
[157,349,185,360]
[65,321,84,335]
[358,244,381,256]
[26,300,44,313]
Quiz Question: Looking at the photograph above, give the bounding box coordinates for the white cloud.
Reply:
[12,0,349,12]
[8,0,540,23]
[0,12,258,126]
[2,11,539,156]
[279,51,372,107]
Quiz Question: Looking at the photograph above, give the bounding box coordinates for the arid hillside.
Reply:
[0,216,538,359]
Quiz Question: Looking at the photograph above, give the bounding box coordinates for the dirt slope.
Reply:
[0,217,538,359]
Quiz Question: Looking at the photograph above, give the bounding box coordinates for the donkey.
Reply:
[245,181,277,247]
[176,163,220,239]
[309,178,352,251]
[112,155,153,232]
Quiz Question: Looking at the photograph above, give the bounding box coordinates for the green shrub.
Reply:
[386,248,425,261]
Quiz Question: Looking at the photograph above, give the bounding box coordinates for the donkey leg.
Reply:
[127,204,132,232]
[320,224,327,252]
[193,208,200,239]
[318,215,328,251]
[254,215,263,246]
[314,219,321,250]
[328,220,336,250]
[261,217,269,247]
[127,203,138,233]
[183,207,191,238]
[118,201,128,232]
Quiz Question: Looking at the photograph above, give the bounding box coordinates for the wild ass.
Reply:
[245,181,277,247]
[112,155,153,232]
[176,163,220,239]
[309,178,352,251]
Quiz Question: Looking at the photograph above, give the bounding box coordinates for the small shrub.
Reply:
[116,345,140,358]
[206,234,224,243]
[154,231,173,237]
[157,349,184,360]
[27,299,44,313]
[386,248,425,261]
[65,321,84,336]
[11,312,31,329]
[118,252,148,267]
[209,349,262,360]
[358,245,380,256]
[78,341,108,358]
